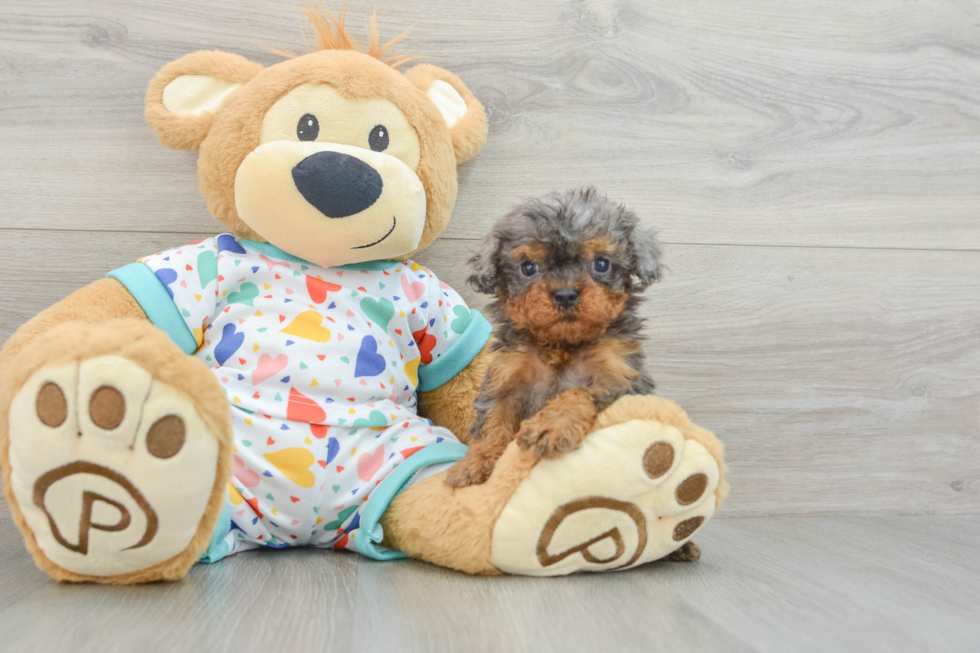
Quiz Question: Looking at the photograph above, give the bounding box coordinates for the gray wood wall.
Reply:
[1,0,978,519]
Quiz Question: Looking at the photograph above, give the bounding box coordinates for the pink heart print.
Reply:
[233,455,261,488]
[400,274,425,303]
[357,445,385,482]
[252,353,289,385]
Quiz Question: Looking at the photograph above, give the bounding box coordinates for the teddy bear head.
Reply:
[145,7,487,268]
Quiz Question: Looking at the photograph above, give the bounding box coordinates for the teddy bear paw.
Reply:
[490,418,719,576]
[6,355,223,580]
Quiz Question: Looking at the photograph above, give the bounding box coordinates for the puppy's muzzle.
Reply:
[552,288,580,309]
[292,151,383,218]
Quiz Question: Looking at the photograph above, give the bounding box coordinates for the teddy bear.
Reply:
[0,6,727,583]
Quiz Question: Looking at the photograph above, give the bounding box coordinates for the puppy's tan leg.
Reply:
[516,389,598,458]
[445,401,519,488]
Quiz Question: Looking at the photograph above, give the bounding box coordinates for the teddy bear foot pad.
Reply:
[7,355,221,579]
[491,418,719,575]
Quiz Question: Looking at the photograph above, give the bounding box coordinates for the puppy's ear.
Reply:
[404,64,488,164]
[467,232,501,295]
[630,226,664,290]
[145,51,263,151]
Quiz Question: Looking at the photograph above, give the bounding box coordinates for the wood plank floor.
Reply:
[1,515,978,653]
[0,0,978,650]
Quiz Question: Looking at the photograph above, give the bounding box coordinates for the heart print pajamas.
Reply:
[108,234,490,561]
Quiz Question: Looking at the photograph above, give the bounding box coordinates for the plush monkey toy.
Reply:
[0,7,727,583]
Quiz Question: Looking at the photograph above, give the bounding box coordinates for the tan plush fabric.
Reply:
[404,64,489,164]
[0,309,233,584]
[489,418,719,575]
[145,50,264,151]
[594,395,729,506]
[417,342,493,445]
[145,48,484,258]
[381,440,539,575]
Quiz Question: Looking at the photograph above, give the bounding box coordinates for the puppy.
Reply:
[446,188,664,488]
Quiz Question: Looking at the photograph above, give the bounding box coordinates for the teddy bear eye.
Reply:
[521,261,538,277]
[297,113,319,141]
[368,124,389,152]
[593,257,610,273]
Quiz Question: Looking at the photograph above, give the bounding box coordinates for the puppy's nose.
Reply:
[552,288,580,309]
[292,151,383,218]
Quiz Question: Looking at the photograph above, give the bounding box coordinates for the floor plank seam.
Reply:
[2,227,980,255]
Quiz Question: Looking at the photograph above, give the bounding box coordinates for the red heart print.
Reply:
[310,424,329,439]
[306,276,342,304]
[412,327,436,364]
[287,387,326,423]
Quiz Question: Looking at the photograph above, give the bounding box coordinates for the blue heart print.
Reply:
[217,234,247,254]
[214,323,244,366]
[326,437,340,464]
[354,335,386,377]
[155,268,178,299]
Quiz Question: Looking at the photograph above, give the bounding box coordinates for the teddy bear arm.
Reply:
[415,341,493,445]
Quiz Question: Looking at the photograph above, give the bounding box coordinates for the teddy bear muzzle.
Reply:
[233,140,427,267]
[291,150,384,219]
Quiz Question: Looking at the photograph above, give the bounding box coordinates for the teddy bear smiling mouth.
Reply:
[352,215,397,249]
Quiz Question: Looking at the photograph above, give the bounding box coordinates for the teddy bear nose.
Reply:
[291,151,384,218]
[552,288,580,309]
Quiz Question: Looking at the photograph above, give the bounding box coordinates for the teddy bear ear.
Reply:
[145,51,263,151]
[404,64,488,164]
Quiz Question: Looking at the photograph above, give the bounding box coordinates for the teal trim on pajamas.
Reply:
[333,260,400,271]
[240,239,399,271]
[199,504,233,563]
[417,309,492,392]
[107,262,198,355]
[355,441,468,561]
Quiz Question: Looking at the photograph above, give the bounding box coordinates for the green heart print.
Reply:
[227,282,259,306]
[197,250,218,287]
[451,305,472,334]
[352,410,388,429]
[360,297,394,331]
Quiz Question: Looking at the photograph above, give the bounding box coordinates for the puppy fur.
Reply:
[446,188,664,488]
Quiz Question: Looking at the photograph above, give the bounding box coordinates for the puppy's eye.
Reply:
[593,257,611,273]
[369,124,389,152]
[521,261,538,277]
[297,113,319,141]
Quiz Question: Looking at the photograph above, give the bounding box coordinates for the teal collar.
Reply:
[240,239,401,271]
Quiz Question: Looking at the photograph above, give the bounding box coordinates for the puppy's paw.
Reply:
[445,455,497,488]
[664,540,701,562]
[517,411,591,459]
